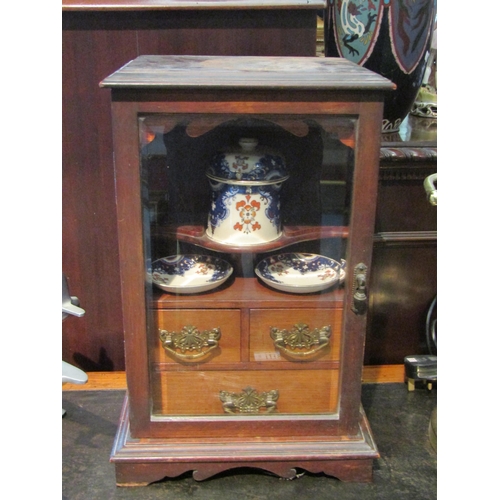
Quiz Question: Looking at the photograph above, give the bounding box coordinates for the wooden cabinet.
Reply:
[101,55,394,485]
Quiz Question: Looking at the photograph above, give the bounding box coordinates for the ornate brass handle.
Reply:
[270,323,331,358]
[220,386,279,414]
[159,325,221,361]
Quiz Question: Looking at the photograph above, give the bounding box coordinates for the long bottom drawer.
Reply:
[151,369,339,416]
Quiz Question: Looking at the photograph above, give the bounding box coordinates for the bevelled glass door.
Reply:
[138,113,355,421]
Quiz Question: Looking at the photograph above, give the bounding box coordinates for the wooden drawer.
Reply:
[152,369,340,416]
[249,308,342,363]
[151,309,241,364]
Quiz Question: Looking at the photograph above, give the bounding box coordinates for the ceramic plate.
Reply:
[151,255,233,294]
[255,253,346,294]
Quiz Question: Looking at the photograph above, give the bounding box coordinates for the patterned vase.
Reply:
[206,138,289,246]
[325,0,436,132]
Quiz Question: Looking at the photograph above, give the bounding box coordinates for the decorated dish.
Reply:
[255,253,346,294]
[151,255,233,294]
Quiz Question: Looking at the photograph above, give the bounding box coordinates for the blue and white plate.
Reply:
[255,253,346,294]
[151,255,233,294]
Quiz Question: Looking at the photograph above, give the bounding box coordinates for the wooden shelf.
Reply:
[154,224,349,254]
[153,277,345,309]
[62,364,406,391]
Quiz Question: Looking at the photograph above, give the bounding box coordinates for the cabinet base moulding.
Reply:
[111,394,379,486]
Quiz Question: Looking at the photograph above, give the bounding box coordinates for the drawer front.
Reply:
[152,309,241,364]
[250,308,342,362]
[152,369,339,416]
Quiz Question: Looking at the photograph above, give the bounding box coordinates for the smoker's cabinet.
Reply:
[101,55,394,486]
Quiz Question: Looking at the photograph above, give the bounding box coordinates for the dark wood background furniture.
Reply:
[367,117,437,365]
[62,1,322,372]
[62,3,437,374]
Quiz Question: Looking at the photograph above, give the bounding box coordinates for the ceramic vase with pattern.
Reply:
[206,138,289,246]
[325,0,436,132]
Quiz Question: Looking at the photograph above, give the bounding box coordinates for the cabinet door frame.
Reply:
[111,92,384,439]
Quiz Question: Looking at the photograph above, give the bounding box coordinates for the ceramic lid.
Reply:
[206,138,288,185]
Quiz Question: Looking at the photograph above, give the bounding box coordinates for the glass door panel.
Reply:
[139,113,356,419]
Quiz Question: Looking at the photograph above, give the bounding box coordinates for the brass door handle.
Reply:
[159,325,221,361]
[270,323,331,359]
[352,263,368,315]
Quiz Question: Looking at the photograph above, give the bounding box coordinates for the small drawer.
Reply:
[249,308,342,362]
[152,309,241,364]
[151,369,340,416]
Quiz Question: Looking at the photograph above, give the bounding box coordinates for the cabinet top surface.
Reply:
[100,55,396,91]
[63,0,326,10]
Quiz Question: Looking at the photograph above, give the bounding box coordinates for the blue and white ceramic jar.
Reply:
[206,138,289,246]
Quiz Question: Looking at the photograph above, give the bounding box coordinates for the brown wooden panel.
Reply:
[63,10,318,58]
[249,308,342,362]
[367,125,437,365]
[62,26,138,372]
[62,0,325,10]
[365,240,437,365]
[152,369,340,416]
[375,174,437,233]
[155,277,345,309]
[152,309,241,364]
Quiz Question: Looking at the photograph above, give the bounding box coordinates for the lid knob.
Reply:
[238,138,258,152]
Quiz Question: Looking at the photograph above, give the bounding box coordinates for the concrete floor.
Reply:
[62,383,436,500]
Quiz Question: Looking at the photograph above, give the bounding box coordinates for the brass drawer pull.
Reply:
[220,386,279,414]
[270,323,331,358]
[159,325,221,360]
